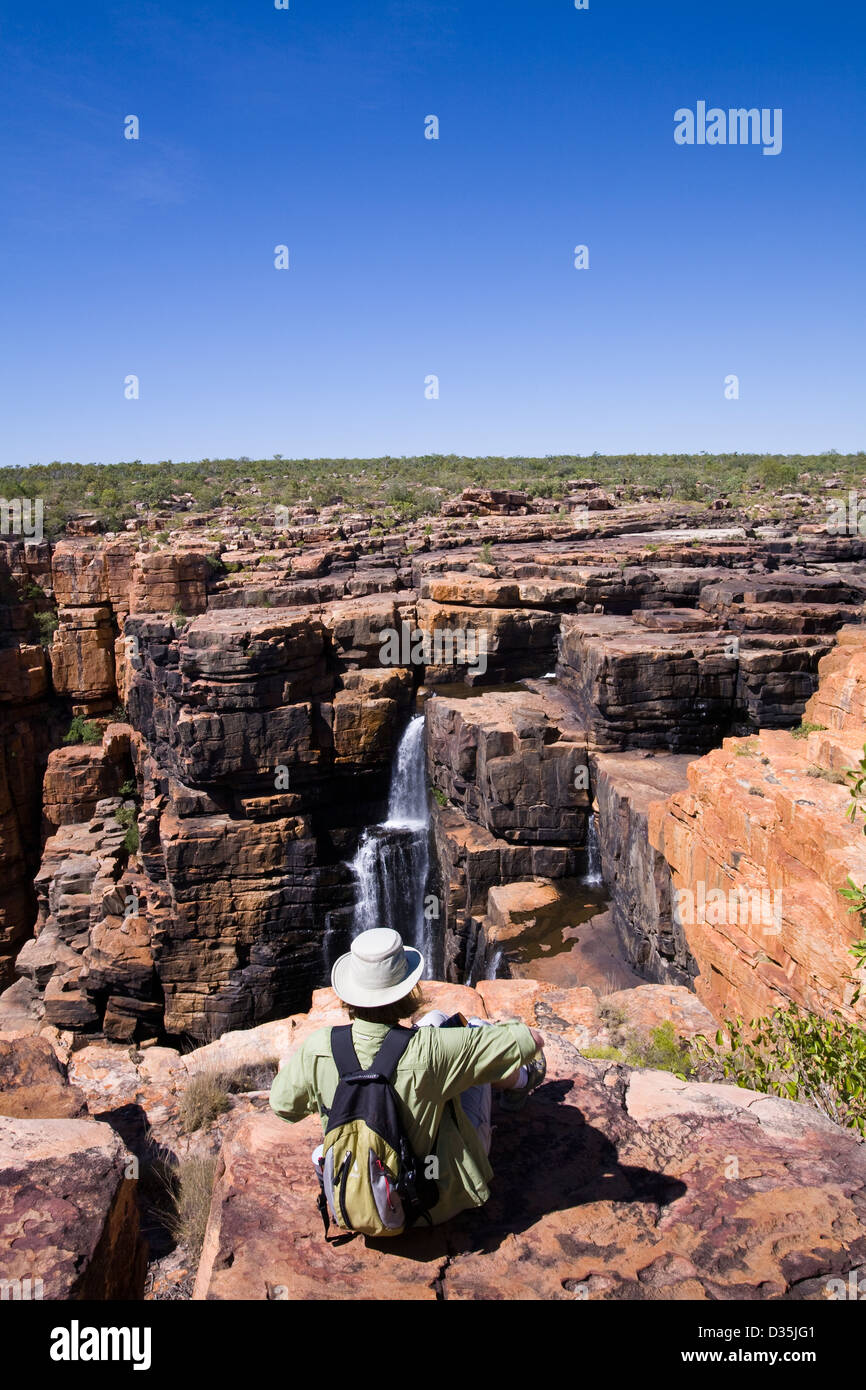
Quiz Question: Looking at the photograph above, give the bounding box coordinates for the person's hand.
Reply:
[529,1028,545,1053]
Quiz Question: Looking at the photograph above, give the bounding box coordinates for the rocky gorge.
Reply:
[1,478,866,1302]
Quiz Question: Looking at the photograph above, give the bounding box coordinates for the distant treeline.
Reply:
[0,452,862,539]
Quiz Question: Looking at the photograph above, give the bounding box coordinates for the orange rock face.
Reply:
[41,736,128,831]
[128,550,209,614]
[802,624,866,756]
[650,728,866,1026]
[0,645,48,703]
[51,540,110,606]
[49,605,116,705]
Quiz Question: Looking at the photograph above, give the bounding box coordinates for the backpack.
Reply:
[316,1024,439,1239]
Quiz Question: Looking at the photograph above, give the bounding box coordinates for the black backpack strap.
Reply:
[329,1025,361,1078]
[368,1026,416,1080]
[330,1024,414,1081]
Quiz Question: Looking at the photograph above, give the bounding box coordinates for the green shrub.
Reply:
[626,1021,696,1076]
[669,472,700,501]
[36,612,58,646]
[115,804,140,854]
[384,481,413,507]
[792,721,827,740]
[585,1012,696,1077]
[431,786,448,808]
[837,875,866,1003]
[692,1007,866,1136]
[63,715,101,746]
[757,459,799,490]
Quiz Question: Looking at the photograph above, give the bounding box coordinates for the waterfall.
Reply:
[385,714,427,829]
[485,946,504,982]
[348,716,432,971]
[584,811,603,886]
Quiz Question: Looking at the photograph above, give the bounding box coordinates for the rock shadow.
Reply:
[364,1076,686,1265]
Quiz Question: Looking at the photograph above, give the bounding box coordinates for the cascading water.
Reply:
[385,713,428,828]
[484,947,504,983]
[584,811,603,885]
[348,715,433,972]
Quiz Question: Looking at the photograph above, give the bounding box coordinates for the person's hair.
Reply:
[346,983,425,1027]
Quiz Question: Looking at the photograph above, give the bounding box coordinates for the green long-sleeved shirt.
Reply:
[269,1018,538,1224]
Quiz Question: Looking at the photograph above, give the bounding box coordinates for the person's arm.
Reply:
[269,1040,317,1123]
[431,1021,542,1102]
[493,1027,544,1089]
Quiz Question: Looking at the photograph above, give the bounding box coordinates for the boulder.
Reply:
[558,614,738,751]
[417,599,560,683]
[0,1035,87,1119]
[0,1116,146,1299]
[41,743,125,830]
[559,612,831,750]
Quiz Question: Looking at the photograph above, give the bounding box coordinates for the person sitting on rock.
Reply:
[269,927,546,1229]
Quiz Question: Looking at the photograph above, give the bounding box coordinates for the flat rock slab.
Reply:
[0,1116,146,1299]
[194,1020,866,1300]
[602,983,717,1039]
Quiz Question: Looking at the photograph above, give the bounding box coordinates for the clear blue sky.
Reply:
[1,0,863,465]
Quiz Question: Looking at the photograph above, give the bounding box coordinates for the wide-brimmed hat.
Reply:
[331,928,424,1008]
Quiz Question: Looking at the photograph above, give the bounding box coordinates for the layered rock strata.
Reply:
[5,513,866,1043]
[647,634,866,1026]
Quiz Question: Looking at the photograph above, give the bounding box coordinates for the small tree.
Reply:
[36,612,58,647]
[63,715,102,746]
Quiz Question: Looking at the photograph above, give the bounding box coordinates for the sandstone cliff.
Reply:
[3,499,866,1057]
